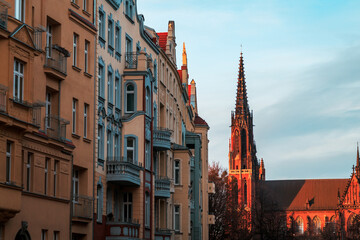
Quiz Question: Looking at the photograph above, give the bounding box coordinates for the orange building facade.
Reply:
[229,53,360,238]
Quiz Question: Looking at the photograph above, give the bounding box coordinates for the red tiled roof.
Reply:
[178,70,182,81]
[194,115,209,127]
[157,32,168,51]
[262,179,348,211]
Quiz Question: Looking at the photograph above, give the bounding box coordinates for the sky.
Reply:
[137,0,360,180]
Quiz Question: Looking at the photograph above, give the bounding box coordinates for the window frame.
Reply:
[84,41,89,73]
[15,0,25,22]
[6,141,12,183]
[174,205,180,232]
[44,158,50,195]
[13,59,24,102]
[107,65,113,104]
[122,192,132,222]
[72,169,79,203]
[84,104,88,138]
[72,98,77,134]
[53,160,58,196]
[26,152,32,191]
[174,160,180,185]
[125,82,136,113]
[115,72,120,109]
[73,34,78,67]
[145,192,150,227]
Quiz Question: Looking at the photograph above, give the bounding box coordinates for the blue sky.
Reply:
[138,0,360,179]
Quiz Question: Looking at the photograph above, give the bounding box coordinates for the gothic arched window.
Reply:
[241,129,247,159]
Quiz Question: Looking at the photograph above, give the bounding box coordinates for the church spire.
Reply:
[235,52,249,117]
[356,143,360,178]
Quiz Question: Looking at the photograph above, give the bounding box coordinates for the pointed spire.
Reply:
[182,42,187,66]
[357,142,359,167]
[235,52,249,116]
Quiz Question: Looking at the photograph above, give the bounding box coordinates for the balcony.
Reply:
[44,45,70,79]
[72,195,93,221]
[0,0,9,32]
[153,128,172,151]
[155,177,171,198]
[155,229,172,240]
[125,52,138,69]
[45,115,69,141]
[0,183,22,222]
[106,219,140,239]
[106,158,142,186]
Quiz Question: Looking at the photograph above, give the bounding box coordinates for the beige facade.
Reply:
[0,0,96,239]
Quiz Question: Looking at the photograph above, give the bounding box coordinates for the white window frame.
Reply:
[15,0,25,22]
[84,41,89,73]
[174,205,180,231]
[73,169,79,202]
[123,192,132,222]
[6,141,12,182]
[174,160,180,185]
[126,137,135,163]
[84,104,88,138]
[13,60,24,101]
[73,34,78,66]
[72,99,77,134]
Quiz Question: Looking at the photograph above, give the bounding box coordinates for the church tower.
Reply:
[229,53,261,211]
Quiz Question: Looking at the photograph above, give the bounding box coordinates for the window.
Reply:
[83,0,87,11]
[13,59,24,101]
[98,125,104,160]
[97,184,103,223]
[73,34,78,66]
[154,62,157,88]
[106,187,112,215]
[72,99,77,134]
[145,140,150,170]
[45,92,51,129]
[126,137,135,163]
[84,104,88,138]
[145,192,150,227]
[54,160,58,196]
[174,160,180,185]
[125,36,132,53]
[125,83,135,113]
[6,141,12,182]
[72,169,79,202]
[108,18,114,48]
[174,205,180,231]
[98,10,105,40]
[114,134,120,158]
[146,87,151,115]
[26,152,32,191]
[123,192,132,222]
[41,229,47,240]
[53,231,59,240]
[98,63,105,98]
[46,24,53,58]
[107,70,113,103]
[115,25,121,55]
[84,41,89,73]
[44,158,50,195]
[312,216,321,234]
[15,0,25,22]
[107,130,112,159]
[115,75,120,108]
[295,217,304,234]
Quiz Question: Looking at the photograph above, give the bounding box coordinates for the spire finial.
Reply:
[182,42,187,66]
[235,52,249,117]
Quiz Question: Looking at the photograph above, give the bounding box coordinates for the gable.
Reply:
[10,24,36,49]
[342,174,360,206]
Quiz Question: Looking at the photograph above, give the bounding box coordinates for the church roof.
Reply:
[157,32,168,51]
[262,179,348,211]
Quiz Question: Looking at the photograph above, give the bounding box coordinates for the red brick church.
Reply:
[229,53,360,238]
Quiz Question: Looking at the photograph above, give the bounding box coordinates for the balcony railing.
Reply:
[155,177,171,198]
[33,27,44,51]
[45,115,69,140]
[72,195,93,219]
[155,228,172,239]
[0,0,9,30]
[106,220,140,239]
[106,158,142,186]
[125,52,138,69]
[44,45,69,75]
[153,128,172,151]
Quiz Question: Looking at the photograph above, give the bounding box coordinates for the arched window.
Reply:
[312,216,321,234]
[295,216,304,234]
[126,83,135,113]
[243,179,247,206]
[241,129,247,160]
[329,215,336,233]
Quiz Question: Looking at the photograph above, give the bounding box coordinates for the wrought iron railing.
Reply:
[125,52,138,69]
[72,195,93,219]
[0,1,9,30]
[45,115,69,140]
[45,45,68,75]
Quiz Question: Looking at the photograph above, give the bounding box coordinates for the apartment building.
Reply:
[0,0,96,239]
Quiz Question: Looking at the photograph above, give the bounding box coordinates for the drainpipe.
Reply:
[92,22,97,240]
[70,153,74,240]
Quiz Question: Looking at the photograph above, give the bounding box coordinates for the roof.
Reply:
[194,115,209,127]
[177,70,182,81]
[261,179,348,211]
[157,32,168,51]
